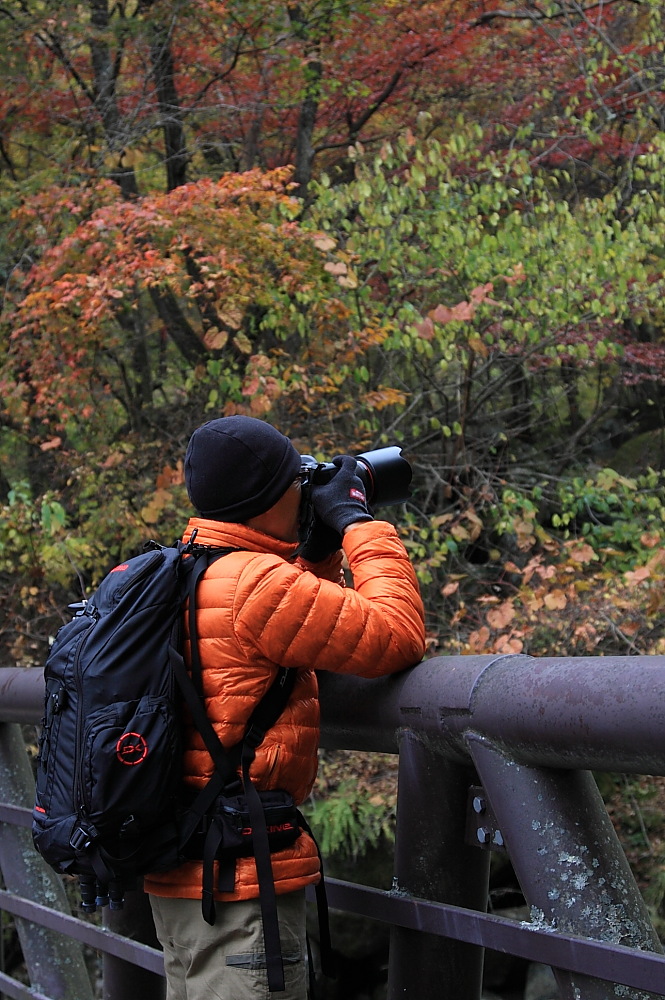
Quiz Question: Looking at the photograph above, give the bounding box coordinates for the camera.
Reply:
[299,446,412,509]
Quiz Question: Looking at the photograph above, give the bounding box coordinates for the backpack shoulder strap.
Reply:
[182,543,296,763]
[175,541,300,992]
[174,544,297,825]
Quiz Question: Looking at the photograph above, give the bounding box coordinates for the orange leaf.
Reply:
[40,437,62,451]
[468,626,491,652]
[487,601,516,630]
[203,327,229,350]
[494,634,524,654]
[544,589,567,610]
[156,462,184,489]
[501,262,526,285]
[624,566,650,584]
[415,317,435,340]
[430,300,475,324]
[313,235,336,252]
[568,543,596,563]
[469,282,498,306]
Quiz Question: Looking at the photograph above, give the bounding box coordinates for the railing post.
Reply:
[387,730,490,1000]
[468,734,665,1000]
[103,890,165,1000]
[0,722,94,999]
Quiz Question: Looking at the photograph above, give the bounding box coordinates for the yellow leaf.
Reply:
[432,514,455,527]
[465,510,484,542]
[468,334,488,357]
[140,488,172,525]
[218,306,243,330]
[233,332,253,355]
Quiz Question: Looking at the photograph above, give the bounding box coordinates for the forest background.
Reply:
[2,0,665,951]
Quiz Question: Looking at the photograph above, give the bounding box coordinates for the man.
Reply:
[145,415,426,1000]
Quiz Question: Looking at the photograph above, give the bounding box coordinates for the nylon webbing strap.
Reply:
[241,743,285,992]
[201,817,224,925]
[298,813,335,979]
[178,542,301,992]
[186,548,229,698]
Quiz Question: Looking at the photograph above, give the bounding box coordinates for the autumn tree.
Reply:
[297,126,665,636]
[3,0,665,662]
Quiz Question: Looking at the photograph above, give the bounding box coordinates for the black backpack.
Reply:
[32,535,331,993]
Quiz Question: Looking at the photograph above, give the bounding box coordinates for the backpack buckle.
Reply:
[70,824,96,852]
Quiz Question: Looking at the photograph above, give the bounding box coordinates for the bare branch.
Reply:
[471,0,638,26]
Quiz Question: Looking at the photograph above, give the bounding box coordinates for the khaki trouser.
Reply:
[149,890,308,1000]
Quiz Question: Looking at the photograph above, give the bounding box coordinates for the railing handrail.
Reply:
[3,657,665,1000]
[317,652,665,771]
[5,653,665,769]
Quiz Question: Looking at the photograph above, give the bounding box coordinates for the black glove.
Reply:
[310,455,373,535]
[299,514,342,563]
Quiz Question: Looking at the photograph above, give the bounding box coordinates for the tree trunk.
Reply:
[287,3,324,198]
[148,14,189,191]
[89,0,139,197]
[148,286,209,366]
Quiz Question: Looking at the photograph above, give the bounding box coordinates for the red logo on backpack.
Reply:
[116,732,148,766]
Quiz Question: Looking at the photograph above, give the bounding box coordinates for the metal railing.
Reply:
[2,654,665,999]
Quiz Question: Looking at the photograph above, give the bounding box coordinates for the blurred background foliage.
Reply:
[3,0,665,939]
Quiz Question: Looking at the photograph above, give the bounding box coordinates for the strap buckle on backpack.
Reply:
[70,824,96,852]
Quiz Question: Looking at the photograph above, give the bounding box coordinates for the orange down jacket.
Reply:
[144,515,426,903]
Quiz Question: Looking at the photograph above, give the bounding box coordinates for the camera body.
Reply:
[299,446,412,509]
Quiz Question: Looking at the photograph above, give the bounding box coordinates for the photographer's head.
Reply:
[185,416,303,541]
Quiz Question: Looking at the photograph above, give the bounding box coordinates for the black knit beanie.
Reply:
[184,416,302,521]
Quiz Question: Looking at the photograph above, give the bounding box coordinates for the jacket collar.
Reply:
[183,517,300,560]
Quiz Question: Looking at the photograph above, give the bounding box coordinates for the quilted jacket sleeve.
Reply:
[234,520,426,678]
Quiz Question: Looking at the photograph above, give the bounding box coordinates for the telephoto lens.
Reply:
[300,445,412,508]
[353,447,412,507]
